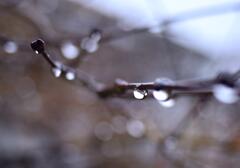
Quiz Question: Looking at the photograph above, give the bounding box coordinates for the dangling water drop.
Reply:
[52,67,62,78]
[61,41,80,60]
[133,89,148,100]
[65,71,76,81]
[3,41,18,54]
[213,84,239,104]
[81,37,99,53]
[153,90,169,101]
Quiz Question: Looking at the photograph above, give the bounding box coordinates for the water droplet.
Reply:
[52,67,62,78]
[127,120,145,138]
[159,99,175,108]
[3,41,18,54]
[153,90,169,101]
[65,71,76,81]
[61,42,80,60]
[213,84,239,104]
[81,37,99,53]
[133,89,148,100]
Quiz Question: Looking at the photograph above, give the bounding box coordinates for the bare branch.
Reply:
[30,39,240,103]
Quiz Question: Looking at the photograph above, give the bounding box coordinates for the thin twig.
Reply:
[30,39,240,100]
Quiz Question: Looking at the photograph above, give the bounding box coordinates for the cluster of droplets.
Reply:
[30,39,76,81]
[2,40,18,54]
[60,29,102,60]
[133,78,175,108]
[51,63,76,81]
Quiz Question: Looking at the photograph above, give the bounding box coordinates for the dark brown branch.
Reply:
[30,39,240,101]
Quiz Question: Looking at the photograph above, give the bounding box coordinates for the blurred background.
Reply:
[0,0,240,167]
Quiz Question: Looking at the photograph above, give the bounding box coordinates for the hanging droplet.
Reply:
[213,84,239,104]
[3,41,18,54]
[133,89,148,100]
[81,37,99,53]
[158,99,175,108]
[52,67,62,78]
[154,78,173,101]
[61,41,80,60]
[153,90,169,101]
[65,71,76,81]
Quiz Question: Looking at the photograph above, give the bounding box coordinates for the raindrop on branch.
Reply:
[213,84,239,104]
[61,41,80,60]
[153,90,169,101]
[3,41,18,54]
[81,29,101,53]
[154,78,174,104]
[52,67,62,78]
[133,89,148,100]
[81,37,99,53]
[65,71,76,81]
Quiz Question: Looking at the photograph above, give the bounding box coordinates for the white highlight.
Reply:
[213,84,239,104]
[3,41,18,54]
[65,71,76,81]
[52,67,62,78]
[133,89,147,100]
[153,90,169,101]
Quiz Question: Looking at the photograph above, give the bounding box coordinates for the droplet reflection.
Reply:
[153,90,169,101]
[52,67,62,78]
[159,99,175,108]
[133,89,148,100]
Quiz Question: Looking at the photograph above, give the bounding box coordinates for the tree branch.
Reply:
[30,39,240,103]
